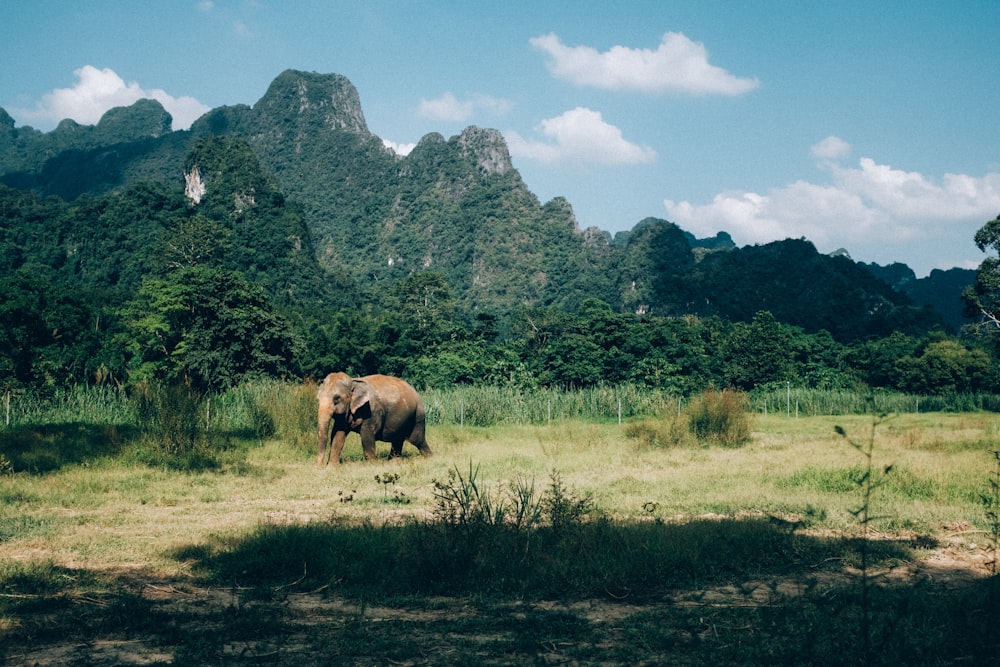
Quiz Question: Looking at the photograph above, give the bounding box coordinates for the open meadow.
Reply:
[1,385,998,665]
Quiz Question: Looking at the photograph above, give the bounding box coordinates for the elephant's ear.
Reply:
[350,381,372,414]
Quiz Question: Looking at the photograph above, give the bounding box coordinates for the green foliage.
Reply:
[894,338,992,393]
[122,266,302,392]
[0,270,110,390]
[0,76,992,400]
[965,213,1000,328]
[721,310,795,389]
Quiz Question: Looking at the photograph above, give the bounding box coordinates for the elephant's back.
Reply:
[361,374,418,399]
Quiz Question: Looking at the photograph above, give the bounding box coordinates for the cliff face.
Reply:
[456,126,512,176]
[250,69,369,136]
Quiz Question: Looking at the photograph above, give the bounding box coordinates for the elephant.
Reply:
[316,372,433,467]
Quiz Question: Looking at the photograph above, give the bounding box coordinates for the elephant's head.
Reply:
[318,372,371,419]
[317,372,372,465]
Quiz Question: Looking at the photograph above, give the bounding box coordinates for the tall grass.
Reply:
[422,383,671,425]
[3,382,999,439]
[751,386,1000,416]
[1,384,135,427]
[0,381,319,472]
[624,388,752,448]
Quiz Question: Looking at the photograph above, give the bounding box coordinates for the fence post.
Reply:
[618,397,622,425]
[460,399,465,427]
[547,399,551,426]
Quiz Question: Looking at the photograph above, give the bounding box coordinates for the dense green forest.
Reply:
[1,70,996,399]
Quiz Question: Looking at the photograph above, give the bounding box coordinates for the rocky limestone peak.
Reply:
[0,108,15,132]
[542,196,580,232]
[95,99,173,139]
[253,69,369,135]
[455,126,512,176]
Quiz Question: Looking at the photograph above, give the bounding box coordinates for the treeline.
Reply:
[1,227,995,398]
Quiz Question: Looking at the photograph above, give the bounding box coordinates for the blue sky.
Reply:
[2,1,999,277]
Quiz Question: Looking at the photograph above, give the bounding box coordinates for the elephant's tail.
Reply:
[410,401,431,455]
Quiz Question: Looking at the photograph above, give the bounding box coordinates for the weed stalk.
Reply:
[983,450,1000,577]
[835,413,894,662]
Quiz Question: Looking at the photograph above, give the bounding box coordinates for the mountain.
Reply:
[862,262,976,332]
[0,70,961,339]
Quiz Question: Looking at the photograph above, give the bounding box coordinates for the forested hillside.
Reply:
[0,69,990,396]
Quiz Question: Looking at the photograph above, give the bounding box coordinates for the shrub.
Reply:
[685,387,752,447]
[623,398,691,448]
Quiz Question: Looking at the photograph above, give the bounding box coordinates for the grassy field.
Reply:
[1,388,998,665]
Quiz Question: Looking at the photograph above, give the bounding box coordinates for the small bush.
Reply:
[623,398,691,448]
[625,389,752,448]
[432,463,530,528]
[686,387,752,447]
[431,465,593,531]
[542,471,595,529]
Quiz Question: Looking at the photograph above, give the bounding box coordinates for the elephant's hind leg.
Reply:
[389,440,404,458]
[409,425,433,457]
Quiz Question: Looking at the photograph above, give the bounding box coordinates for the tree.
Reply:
[387,272,456,358]
[894,339,992,394]
[721,311,795,390]
[122,266,301,392]
[122,212,301,391]
[846,332,920,388]
[964,213,1000,329]
[0,270,107,389]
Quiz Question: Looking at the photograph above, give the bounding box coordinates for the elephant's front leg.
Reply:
[358,423,379,460]
[328,430,347,466]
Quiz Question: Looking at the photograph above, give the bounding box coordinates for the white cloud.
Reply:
[418,92,512,122]
[664,141,1000,271]
[811,135,851,160]
[530,32,759,95]
[382,138,416,156]
[12,66,210,131]
[507,107,656,165]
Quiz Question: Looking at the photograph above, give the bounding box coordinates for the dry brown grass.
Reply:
[1,412,997,578]
[3,411,999,665]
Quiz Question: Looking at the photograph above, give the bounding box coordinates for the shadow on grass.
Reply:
[178,517,925,599]
[0,422,138,473]
[0,422,273,474]
[2,519,997,665]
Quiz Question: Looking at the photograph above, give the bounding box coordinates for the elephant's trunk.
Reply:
[317,395,334,467]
